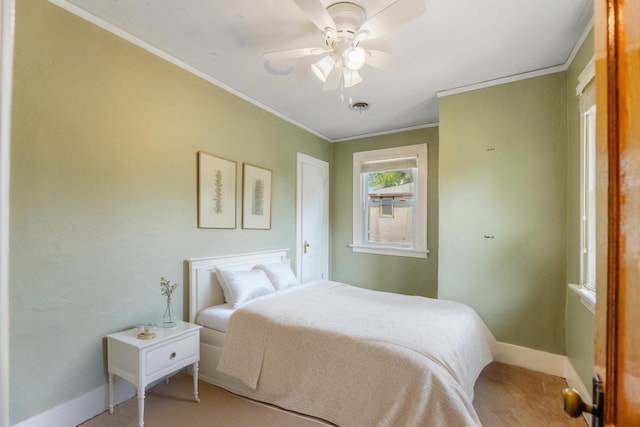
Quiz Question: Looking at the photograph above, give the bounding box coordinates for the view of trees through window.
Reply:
[367,170,413,191]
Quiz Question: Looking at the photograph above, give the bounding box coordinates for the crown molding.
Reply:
[565,16,595,69]
[438,17,595,99]
[331,121,439,143]
[49,0,595,142]
[437,65,566,98]
[48,0,332,142]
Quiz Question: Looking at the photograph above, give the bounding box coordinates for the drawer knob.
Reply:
[169,352,176,360]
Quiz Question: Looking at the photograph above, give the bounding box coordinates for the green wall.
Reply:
[565,30,595,390]
[9,1,330,424]
[330,128,439,297]
[438,73,568,354]
[9,0,596,424]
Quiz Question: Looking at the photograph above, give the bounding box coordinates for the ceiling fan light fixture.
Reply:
[343,46,366,71]
[311,55,336,82]
[343,69,363,88]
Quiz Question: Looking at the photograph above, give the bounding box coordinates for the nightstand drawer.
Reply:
[146,333,198,376]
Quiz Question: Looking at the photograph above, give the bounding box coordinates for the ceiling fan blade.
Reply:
[323,67,342,91]
[293,0,336,32]
[357,0,426,40]
[366,49,393,69]
[263,47,330,61]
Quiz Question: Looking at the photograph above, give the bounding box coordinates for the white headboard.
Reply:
[187,249,289,323]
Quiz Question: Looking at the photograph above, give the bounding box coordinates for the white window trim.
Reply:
[351,143,428,258]
[568,57,596,314]
[576,56,595,97]
[569,284,596,314]
[579,99,596,292]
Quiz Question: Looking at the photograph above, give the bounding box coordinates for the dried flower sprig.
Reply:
[160,277,178,298]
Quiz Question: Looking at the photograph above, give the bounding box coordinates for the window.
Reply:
[569,57,596,313]
[352,144,428,258]
[579,84,596,293]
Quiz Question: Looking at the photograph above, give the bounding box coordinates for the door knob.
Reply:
[562,374,603,427]
[562,388,594,417]
[303,240,310,254]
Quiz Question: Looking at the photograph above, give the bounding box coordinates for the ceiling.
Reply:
[55,0,593,142]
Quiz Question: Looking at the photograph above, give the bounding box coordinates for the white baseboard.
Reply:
[12,377,135,427]
[13,344,592,427]
[493,341,567,377]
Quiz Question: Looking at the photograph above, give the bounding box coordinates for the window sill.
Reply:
[348,244,429,259]
[568,284,596,314]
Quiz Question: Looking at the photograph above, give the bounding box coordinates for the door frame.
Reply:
[594,0,640,424]
[295,153,329,282]
[0,1,16,426]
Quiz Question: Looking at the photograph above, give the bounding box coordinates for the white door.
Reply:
[296,153,329,283]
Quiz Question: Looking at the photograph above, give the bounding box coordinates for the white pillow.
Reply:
[254,262,299,291]
[215,267,275,308]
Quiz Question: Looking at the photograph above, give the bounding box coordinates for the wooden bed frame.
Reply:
[186,249,290,393]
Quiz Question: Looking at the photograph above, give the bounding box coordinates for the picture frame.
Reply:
[242,163,272,229]
[197,151,237,229]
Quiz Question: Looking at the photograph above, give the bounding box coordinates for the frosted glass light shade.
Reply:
[311,56,336,82]
[343,69,363,88]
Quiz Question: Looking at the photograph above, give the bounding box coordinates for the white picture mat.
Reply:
[198,152,236,228]
[242,163,272,229]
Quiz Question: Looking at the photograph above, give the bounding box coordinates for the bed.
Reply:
[187,250,496,426]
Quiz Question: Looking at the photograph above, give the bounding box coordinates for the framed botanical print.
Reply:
[197,151,237,229]
[242,163,272,229]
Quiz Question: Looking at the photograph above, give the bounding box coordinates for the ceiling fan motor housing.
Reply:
[324,2,366,47]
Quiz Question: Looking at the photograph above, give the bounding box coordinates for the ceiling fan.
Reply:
[263,0,426,90]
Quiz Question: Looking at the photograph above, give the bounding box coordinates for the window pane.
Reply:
[368,204,413,244]
[365,168,415,246]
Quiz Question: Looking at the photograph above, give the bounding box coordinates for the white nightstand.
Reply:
[106,320,202,427]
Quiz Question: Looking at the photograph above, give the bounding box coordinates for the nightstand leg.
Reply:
[193,362,200,402]
[137,387,145,427]
[108,373,114,414]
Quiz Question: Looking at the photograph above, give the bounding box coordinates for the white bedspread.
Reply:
[217,280,496,427]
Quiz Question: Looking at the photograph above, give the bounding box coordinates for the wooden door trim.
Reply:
[603,0,620,423]
[596,0,640,424]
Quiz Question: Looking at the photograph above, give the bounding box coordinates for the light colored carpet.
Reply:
[79,374,333,427]
[81,362,585,426]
